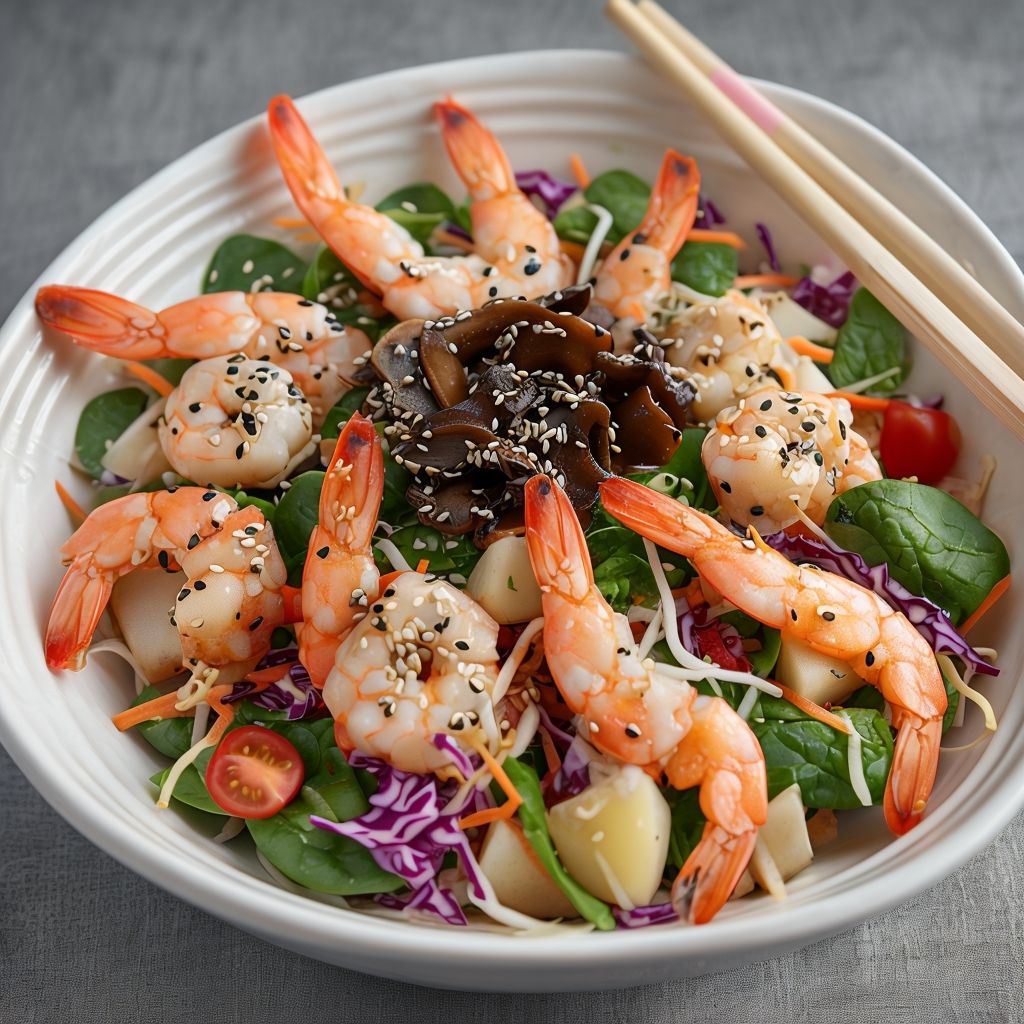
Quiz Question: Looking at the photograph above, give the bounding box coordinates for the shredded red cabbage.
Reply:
[679,605,751,672]
[791,271,857,327]
[515,169,578,217]
[225,653,326,720]
[755,222,781,272]
[440,220,473,243]
[547,734,594,801]
[763,530,997,676]
[613,902,679,928]
[699,196,726,226]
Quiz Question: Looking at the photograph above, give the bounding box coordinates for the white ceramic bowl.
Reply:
[1,50,1021,992]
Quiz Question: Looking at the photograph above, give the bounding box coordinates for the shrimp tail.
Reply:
[35,285,166,359]
[884,715,942,835]
[433,96,516,199]
[320,412,383,549]
[634,150,701,256]
[45,556,113,670]
[673,824,758,924]
[267,94,345,210]
[523,475,592,601]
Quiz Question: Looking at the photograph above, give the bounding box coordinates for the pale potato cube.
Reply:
[109,569,184,682]
[465,536,543,624]
[478,819,576,919]
[758,783,814,882]
[775,635,862,708]
[747,835,786,899]
[731,870,755,900]
[754,291,838,344]
[547,766,671,908]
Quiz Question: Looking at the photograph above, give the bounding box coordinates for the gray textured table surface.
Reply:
[2,0,1023,1020]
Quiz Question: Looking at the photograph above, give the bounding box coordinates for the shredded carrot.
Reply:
[415,558,430,574]
[433,228,474,253]
[54,480,87,524]
[733,273,800,289]
[459,738,523,830]
[123,361,173,397]
[112,689,191,731]
[294,231,322,244]
[960,574,1011,635]
[786,335,835,364]
[559,239,587,262]
[686,228,747,249]
[243,663,292,686]
[377,569,406,590]
[539,727,562,778]
[569,153,590,190]
[281,584,303,624]
[272,216,310,230]
[772,681,852,734]
[825,391,891,413]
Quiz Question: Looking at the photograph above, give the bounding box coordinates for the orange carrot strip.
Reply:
[569,153,590,189]
[786,335,835,364]
[733,273,800,289]
[243,663,292,686]
[460,740,523,831]
[960,574,1011,635]
[112,690,190,731]
[272,216,310,230]
[123,361,173,398]
[294,231,322,244]
[687,228,747,249]
[54,480,87,524]
[559,239,587,262]
[772,681,852,734]
[538,727,562,778]
[415,558,430,574]
[825,391,891,413]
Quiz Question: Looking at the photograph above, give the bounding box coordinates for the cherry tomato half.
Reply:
[879,401,961,485]
[206,725,303,819]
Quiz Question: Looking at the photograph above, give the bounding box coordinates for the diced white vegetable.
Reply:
[109,569,184,682]
[793,358,836,394]
[465,536,543,624]
[547,766,671,908]
[774,635,862,707]
[101,398,171,485]
[732,870,755,899]
[747,835,786,898]
[757,783,814,882]
[753,290,838,344]
[477,818,576,919]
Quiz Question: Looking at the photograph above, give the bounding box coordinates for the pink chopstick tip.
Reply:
[709,66,784,135]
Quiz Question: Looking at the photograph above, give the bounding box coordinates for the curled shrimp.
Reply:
[322,572,502,774]
[703,387,882,533]
[601,477,947,836]
[592,150,700,346]
[662,290,797,422]
[34,285,371,422]
[267,95,573,321]
[160,355,315,489]
[45,487,237,670]
[299,413,383,688]
[523,474,767,924]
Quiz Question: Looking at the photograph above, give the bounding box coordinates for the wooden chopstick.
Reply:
[605,0,1024,440]
[637,0,1024,378]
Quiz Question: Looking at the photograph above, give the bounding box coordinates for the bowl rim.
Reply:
[2,47,1023,979]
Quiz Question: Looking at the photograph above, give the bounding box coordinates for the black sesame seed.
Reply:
[454,640,470,651]
[750,505,764,516]
[194,580,206,591]
[789,406,800,415]
[384,587,396,598]
[158,550,170,569]
[760,399,773,411]
[790,609,798,621]
[488,286,498,297]
[244,526,258,535]
[187,533,200,550]
[316,546,329,559]
[865,651,875,666]
[202,491,217,501]
[814,452,824,466]
[227,366,239,376]
[720,481,732,494]
[298,299,313,307]
[372,603,384,613]
[373,618,388,632]
[178,589,190,601]
[188,402,202,413]
[619,249,631,261]
[755,425,767,438]
[523,258,541,276]
[801,421,815,432]
[822,610,836,621]
[839,421,847,440]
[235,443,246,459]
[248,616,264,631]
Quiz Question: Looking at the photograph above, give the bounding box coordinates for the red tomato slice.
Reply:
[206,725,303,819]
[879,401,962,485]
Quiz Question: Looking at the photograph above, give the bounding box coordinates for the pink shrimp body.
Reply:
[266,95,573,321]
[593,150,700,341]
[523,474,766,924]
[600,476,947,836]
[299,414,383,688]
[34,285,371,422]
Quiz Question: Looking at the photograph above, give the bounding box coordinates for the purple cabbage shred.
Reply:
[515,169,578,217]
[754,222,781,272]
[699,196,726,226]
[791,270,857,327]
[225,652,326,720]
[440,220,473,243]
[763,530,997,676]
[547,734,594,801]
[613,902,680,928]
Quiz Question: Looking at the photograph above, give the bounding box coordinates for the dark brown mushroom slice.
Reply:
[541,400,612,510]
[371,318,437,416]
[610,385,682,472]
[476,505,526,547]
[581,300,616,332]
[418,326,472,407]
[537,283,594,317]
[393,419,496,473]
[406,477,489,536]
[594,350,695,430]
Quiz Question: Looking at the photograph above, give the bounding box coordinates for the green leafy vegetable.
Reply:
[377,428,416,527]
[671,242,738,297]
[75,387,149,478]
[202,235,306,295]
[825,479,1010,624]
[143,358,193,387]
[301,246,356,302]
[273,471,324,562]
[551,204,599,246]
[827,288,907,393]
[503,758,615,930]
[587,526,690,612]
[132,686,192,760]
[376,182,457,247]
[658,426,712,510]
[663,787,705,872]
[321,387,370,440]
[553,169,650,246]
[942,669,961,734]
[227,487,277,521]
[150,747,226,815]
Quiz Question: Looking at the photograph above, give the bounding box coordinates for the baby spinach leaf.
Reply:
[663,787,706,872]
[749,627,781,677]
[504,757,615,930]
[150,746,226,815]
[844,685,885,713]
[320,387,370,440]
[375,183,456,247]
[273,470,324,563]
[378,524,481,578]
[75,387,149,478]
[827,288,906,394]
[582,169,651,242]
[247,748,402,895]
[552,205,599,246]
[671,242,738,297]
[131,686,193,760]
[143,357,193,387]
[587,526,690,612]
[202,235,306,295]
[942,669,961,734]
[661,426,711,510]
[825,479,1010,624]
[377,433,416,527]
[301,246,356,302]
[301,246,391,341]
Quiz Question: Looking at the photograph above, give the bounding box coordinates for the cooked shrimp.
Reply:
[299,413,383,688]
[322,572,502,775]
[703,388,882,533]
[267,95,572,321]
[662,290,797,422]
[600,477,947,836]
[34,285,371,421]
[523,474,766,924]
[160,355,315,489]
[434,97,573,298]
[45,487,237,670]
[173,503,288,706]
[592,150,700,347]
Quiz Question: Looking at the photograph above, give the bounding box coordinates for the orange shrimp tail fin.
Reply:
[45,557,113,670]
[296,624,337,690]
[35,285,165,360]
[672,824,757,925]
[267,95,345,211]
[433,96,516,199]
[523,475,593,601]
[599,476,724,558]
[884,716,942,835]
[320,412,384,548]
[633,150,701,257]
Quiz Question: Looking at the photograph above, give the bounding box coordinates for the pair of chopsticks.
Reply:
[606,0,1024,440]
